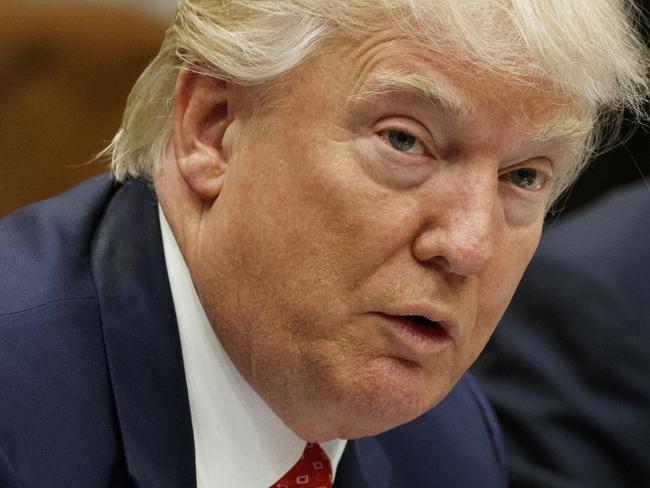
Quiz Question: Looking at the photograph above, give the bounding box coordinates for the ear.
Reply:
[173,69,232,200]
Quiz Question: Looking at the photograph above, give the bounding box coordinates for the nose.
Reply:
[411,173,500,277]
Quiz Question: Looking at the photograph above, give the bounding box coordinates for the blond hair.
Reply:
[108,0,649,197]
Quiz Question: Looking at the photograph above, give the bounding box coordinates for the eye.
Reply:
[379,129,427,155]
[506,167,545,191]
[387,130,416,152]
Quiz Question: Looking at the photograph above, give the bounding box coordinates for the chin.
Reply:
[327,357,457,439]
[334,395,435,440]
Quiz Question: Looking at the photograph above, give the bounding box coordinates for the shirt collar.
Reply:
[159,207,347,487]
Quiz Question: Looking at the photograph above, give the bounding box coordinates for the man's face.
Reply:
[187,34,579,440]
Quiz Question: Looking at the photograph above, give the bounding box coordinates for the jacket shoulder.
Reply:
[0,174,119,316]
[0,175,128,487]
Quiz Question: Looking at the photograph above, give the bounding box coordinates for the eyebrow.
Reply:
[350,68,592,149]
[529,114,592,147]
[350,69,473,116]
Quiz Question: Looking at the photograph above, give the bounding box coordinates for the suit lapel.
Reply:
[91,178,196,487]
[334,438,393,488]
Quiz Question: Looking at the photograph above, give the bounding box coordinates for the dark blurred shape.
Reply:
[472,181,650,487]
[551,119,649,219]
[0,1,166,217]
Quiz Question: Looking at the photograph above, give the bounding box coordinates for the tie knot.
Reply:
[271,443,333,488]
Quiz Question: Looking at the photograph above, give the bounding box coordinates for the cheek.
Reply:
[247,144,415,284]
[204,146,358,330]
[475,227,541,332]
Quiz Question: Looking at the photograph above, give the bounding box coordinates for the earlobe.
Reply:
[173,69,232,201]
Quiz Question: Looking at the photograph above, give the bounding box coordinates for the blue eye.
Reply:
[387,130,417,152]
[509,168,542,190]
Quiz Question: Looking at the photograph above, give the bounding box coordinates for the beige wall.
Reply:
[0,1,167,216]
[35,0,177,21]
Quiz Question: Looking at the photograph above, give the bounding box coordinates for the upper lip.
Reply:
[379,304,459,341]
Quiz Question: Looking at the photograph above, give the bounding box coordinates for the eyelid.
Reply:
[375,118,435,158]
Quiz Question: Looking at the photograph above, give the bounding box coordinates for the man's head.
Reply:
[109,1,648,441]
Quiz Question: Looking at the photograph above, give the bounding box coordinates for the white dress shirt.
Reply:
[159,208,347,488]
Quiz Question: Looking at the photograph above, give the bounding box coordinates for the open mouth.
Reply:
[381,313,449,342]
[404,315,439,328]
[375,307,456,353]
[401,315,446,337]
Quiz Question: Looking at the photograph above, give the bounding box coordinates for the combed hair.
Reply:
[108,0,649,199]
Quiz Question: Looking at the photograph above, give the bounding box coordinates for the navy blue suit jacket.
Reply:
[0,175,506,487]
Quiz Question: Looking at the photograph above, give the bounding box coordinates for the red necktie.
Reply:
[270,442,333,488]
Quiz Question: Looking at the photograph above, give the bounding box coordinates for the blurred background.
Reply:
[0,0,648,217]
[0,0,174,216]
[31,0,177,20]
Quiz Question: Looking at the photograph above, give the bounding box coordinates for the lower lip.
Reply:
[377,314,453,355]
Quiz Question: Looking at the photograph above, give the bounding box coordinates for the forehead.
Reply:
[370,45,586,120]
[339,36,590,143]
